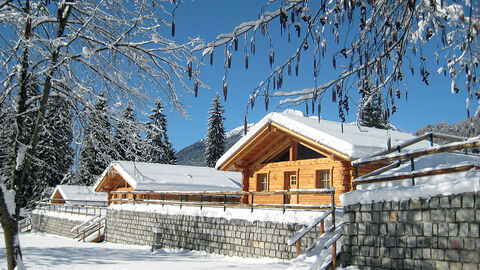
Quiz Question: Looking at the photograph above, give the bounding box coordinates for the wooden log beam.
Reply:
[354,140,480,166]
[354,164,480,186]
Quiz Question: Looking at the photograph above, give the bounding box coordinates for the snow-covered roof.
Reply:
[216,109,430,169]
[51,185,107,204]
[94,161,242,192]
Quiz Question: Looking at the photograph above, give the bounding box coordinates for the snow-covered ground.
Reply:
[0,231,296,270]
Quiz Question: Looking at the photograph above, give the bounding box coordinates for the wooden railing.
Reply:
[353,138,480,188]
[286,188,340,269]
[72,215,106,242]
[35,201,106,216]
[18,216,32,233]
[110,188,335,212]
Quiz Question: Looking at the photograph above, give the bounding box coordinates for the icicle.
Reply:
[288,62,292,76]
[244,115,248,135]
[245,54,249,69]
[333,56,336,69]
[318,102,321,122]
[234,37,238,51]
[187,60,192,80]
[332,88,336,102]
[295,62,299,76]
[223,77,228,101]
[194,79,198,97]
[311,99,315,114]
[171,18,175,37]
[265,90,269,111]
[305,101,309,115]
[269,47,275,68]
[210,49,214,66]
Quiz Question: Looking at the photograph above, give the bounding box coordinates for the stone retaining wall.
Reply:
[341,192,480,270]
[31,213,85,238]
[106,209,326,260]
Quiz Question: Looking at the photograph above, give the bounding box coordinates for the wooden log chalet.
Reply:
[94,161,242,205]
[215,109,431,206]
[51,185,108,206]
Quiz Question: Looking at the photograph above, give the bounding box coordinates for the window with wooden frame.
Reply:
[257,173,268,191]
[316,170,331,189]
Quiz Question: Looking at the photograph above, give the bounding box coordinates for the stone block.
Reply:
[410,199,422,209]
[407,236,417,248]
[459,223,469,236]
[431,209,445,221]
[391,248,404,259]
[460,250,480,263]
[445,249,460,262]
[451,195,462,208]
[462,263,479,270]
[464,238,476,250]
[439,223,449,236]
[381,257,391,268]
[469,223,479,237]
[361,212,372,222]
[449,262,462,270]
[449,223,459,236]
[463,194,474,208]
[432,249,444,260]
[440,197,450,208]
[435,261,449,269]
[457,209,475,222]
[438,237,448,249]
[399,200,409,210]
[429,197,439,208]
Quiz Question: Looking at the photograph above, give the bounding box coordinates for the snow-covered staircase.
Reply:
[18,215,32,233]
[71,214,105,243]
[287,208,342,269]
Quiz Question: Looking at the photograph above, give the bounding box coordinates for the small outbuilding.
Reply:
[93,161,242,205]
[51,185,108,206]
[215,109,431,205]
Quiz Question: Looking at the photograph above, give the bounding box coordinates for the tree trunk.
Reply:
[0,189,22,270]
[1,2,73,269]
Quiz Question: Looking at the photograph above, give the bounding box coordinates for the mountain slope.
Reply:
[176,125,250,167]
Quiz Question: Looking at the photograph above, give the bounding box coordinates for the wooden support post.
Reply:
[332,241,337,268]
[410,157,415,186]
[296,240,301,257]
[82,231,85,242]
[282,193,286,214]
[200,195,203,210]
[98,222,101,238]
[320,220,325,234]
[251,194,254,213]
[223,195,227,212]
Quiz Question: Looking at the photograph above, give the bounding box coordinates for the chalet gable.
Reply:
[217,110,429,171]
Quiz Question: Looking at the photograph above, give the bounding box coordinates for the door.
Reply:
[284,171,298,204]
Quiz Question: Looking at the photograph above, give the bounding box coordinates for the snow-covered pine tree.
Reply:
[0,104,15,180]
[205,93,226,168]
[37,96,74,188]
[146,99,177,164]
[358,81,389,129]
[76,94,114,186]
[114,102,143,161]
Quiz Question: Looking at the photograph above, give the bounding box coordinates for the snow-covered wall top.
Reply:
[340,152,480,206]
[94,161,242,192]
[216,109,429,168]
[52,185,107,203]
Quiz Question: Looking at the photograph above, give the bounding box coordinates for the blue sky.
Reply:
[162,0,473,151]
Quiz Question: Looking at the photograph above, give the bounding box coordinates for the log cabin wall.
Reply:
[244,158,384,206]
